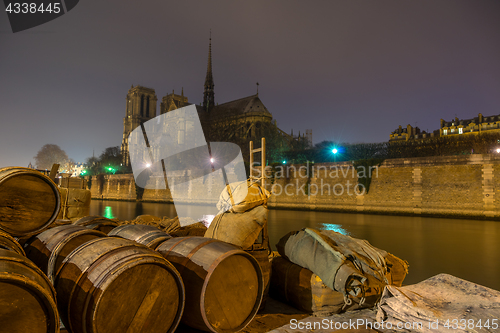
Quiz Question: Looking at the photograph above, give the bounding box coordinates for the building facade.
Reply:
[390,113,500,143]
[120,86,158,164]
[121,38,310,165]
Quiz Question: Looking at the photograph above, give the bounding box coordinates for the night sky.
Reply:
[1,0,499,168]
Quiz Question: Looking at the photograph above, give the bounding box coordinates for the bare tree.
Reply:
[34,144,69,169]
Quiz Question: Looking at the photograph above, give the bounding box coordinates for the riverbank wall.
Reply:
[89,154,500,219]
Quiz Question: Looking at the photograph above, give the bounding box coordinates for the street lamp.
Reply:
[331,147,339,163]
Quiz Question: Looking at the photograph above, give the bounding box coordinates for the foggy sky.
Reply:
[1,0,499,167]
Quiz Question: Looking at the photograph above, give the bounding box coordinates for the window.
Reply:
[451,128,454,133]
[443,129,448,135]
[459,128,463,134]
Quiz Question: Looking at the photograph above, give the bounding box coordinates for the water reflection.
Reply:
[318,223,350,235]
[103,206,115,219]
[90,200,500,291]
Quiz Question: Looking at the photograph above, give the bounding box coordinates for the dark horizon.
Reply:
[1,0,499,167]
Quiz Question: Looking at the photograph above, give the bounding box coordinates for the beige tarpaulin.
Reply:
[270,274,500,333]
[376,273,500,333]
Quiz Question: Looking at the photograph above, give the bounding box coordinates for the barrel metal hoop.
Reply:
[47,228,105,284]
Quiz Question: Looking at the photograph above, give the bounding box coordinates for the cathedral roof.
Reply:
[210,94,272,119]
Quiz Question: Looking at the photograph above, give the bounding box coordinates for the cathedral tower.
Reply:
[203,36,215,112]
[160,88,188,114]
[121,85,157,166]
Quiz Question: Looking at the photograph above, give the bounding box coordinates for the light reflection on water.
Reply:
[318,223,350,235]
[103,206,115,219]
[90,200,500,291]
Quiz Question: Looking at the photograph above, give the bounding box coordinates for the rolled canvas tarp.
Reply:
[277,228,408,309]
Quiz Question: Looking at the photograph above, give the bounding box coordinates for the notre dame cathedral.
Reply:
[121,38,311,166]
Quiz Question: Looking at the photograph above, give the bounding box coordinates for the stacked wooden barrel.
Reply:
[0,228,26,255]
[55,237,185,333]
[73,215,118,234]
[157,236,264,333]
[24,225,106,282]
[108,224,171,249]
[246,247,271,310]
[0,169,266,333]
[0,167,61,236]
[0,243,59,332]
[0,168,62,332]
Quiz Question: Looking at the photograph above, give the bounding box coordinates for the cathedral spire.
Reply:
[203,32,215,112]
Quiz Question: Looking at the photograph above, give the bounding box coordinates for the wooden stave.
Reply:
[108,224,172,249]
[156,236,264,333]
[72,215,114,226]
[0,249,60,333]
[24,225,106,283]
[84,221,118,234]
[55,237,185,333]
[0,228,26,256]
[0,167,61,237]
[245,248,271,311]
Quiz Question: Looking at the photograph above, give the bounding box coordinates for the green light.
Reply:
[332,148,338,154]
[103,206,115,219]
[282,160,286,164]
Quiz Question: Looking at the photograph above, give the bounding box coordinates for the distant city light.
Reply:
[106,166,117,174]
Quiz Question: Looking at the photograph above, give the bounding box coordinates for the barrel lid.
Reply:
[0,167,61,236]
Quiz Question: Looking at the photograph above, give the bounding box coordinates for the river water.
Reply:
[90,200,500,291]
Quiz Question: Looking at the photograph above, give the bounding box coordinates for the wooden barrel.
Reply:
[52,219,73,227]
[24,225,106,283]
[269,256,381,315]
[0,249,59,333]
[0,167,61,236]
[73,215,118,234]
[55,237,184,333]
[156,236,263,333]
[0,228,26,256]
[108,224,171,249]
[84,221,118,234]
[245,248,271,311]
